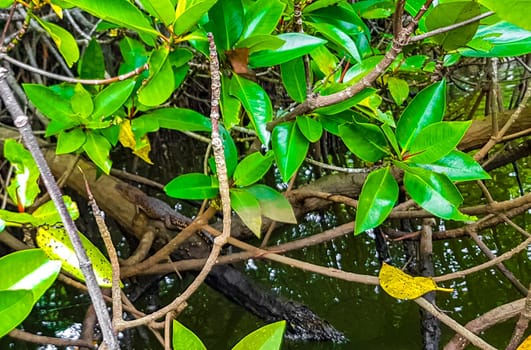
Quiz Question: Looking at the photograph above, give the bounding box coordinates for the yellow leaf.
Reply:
[50,4,63,19]
[36,226,122,288]
[119,120,153,164]
[379,262,453,300]
[517,335,531,350]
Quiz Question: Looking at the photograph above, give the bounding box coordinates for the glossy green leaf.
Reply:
[307,2,369,37]
[207,0,244,51]
[235,35,285,54]
[0,210,38,226]
[412,150,491,181]
[396,80,446,152]
[303,0,342,13]
[425,2,481,50]
[230,188,262,237]
[56,128,87,154]
[138,0,175,25]
[230,75,273,145]
[460,21,531,57]
[381,124,400,155]
[220,126,239,179]
[280,57,307,103]
[407,121,471,164]
[31,196,80,226]
[78,39,105,79]
[0,0,14,8]
[91,79,136,118]
[23,84,78,128]
[309,45,339,77]
[352,0,394,19]
[174,0,217,36]
[233,320,286,350]
[478,0,531,31]
[399,54,428,71]
[172,320,206,350]
[233,151,274,187]
[339,122,388,162]
[308,22,361,63]
[118,37,149,77]
[343,56,383,84]
[403,167,475,221]
[165,173,219,200]
[169,48,194,68]
[138,50,174,106]
[315,87,376,115]
[387,77,409,106]
[272,122,309,182]
[34,18,80,67]
[296,116,323,142]
[0,249,61,301]
[4,139,40,209]
[245,184,296,224]
[71,84,93,118]
[0,289,34,338]
[355,166,398,234]
[145,107,211,131]
[242,0,285,38]
[220,75,242,129]
[60,0,159,37]
[83,131,112,174]
[36,226,120,288]
[249,33,327,68]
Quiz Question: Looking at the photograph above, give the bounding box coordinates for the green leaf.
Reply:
[71,84,94,118]
[91,79,136,118]
[0,0,14,8]
[0,289,34,338]
[381,124,400,156]
[352,0,394,19]
[233,151,274,187]
[355,167,398,234]
[411,150,491,181]
[230,75,273,145]
[343,56,383,84]
[0,249,61,301]
[56,128,87,154]
[36,226,120,288]
[0,208,37,225]
[280,57,307,103]
[233,320,286,350]
[242,0,285,38]
[83,131,112,174]
[230,188,262,237]
[315,87,376,115]
[249,33,327,68]
[424,2,481,50]
[220,75,242,129]
[235,35,285,54]
[403,166,475,221]
[339,122,388,162]
[138,0,175,25]
[396,80,446,152]
[310,45,339,77]
[478,0,531,31]
[78,39,105,79]
[31,196,80,226]
[407,121,471,164]
[172,320,206,350]
[33,18,80,67]
[308,22,361,63]
[207,0,244,51]
[272,122,309,182]
[387,77,409,106]
[138,48,174,106]
[245,184,296,224]
[165,173,219,200]
[296,116,323,142]
[118,37,149,77]
[4,139,40,209]
[60,0,159,37]
[145,107,211,131]
[303,0,342,13]
[174,0,217,36]
[220,126,239,179]
[23,84,78,128]
[460,21,531,57]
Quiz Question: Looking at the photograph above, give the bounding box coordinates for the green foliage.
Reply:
[172,320,206,350]
[0,249,61,338]
[3,140,40,210]
[272,122,309,182]
[478,0,531,31]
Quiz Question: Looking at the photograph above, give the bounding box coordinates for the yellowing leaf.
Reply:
[379,262,453,300]
[517,335,531,350]
[36,226,121,288]
[119,120,153,164]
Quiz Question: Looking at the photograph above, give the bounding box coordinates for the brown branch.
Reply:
[8,329,96,349]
